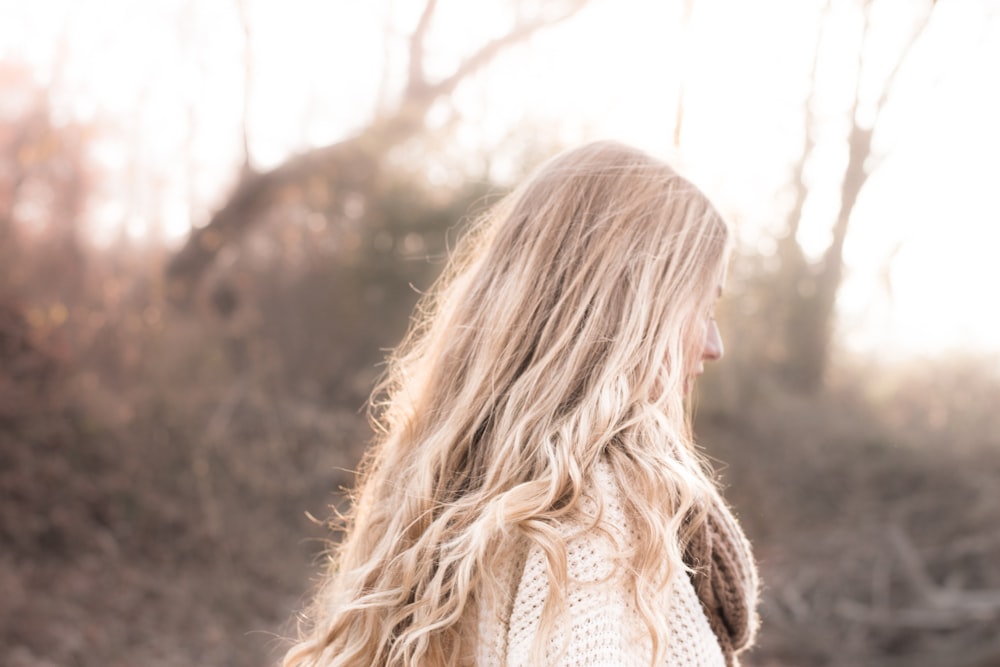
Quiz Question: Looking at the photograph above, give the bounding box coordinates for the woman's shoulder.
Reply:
[476,458,727,666]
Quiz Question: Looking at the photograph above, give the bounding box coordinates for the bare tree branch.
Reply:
[851,0,875,124]
[871,0,939,129]
[863,0,939,175]
[406,0,439,96]
[891,524,1000,614]
[427,0,588,100]
[782,0,830,249]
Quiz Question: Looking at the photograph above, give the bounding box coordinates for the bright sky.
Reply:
[1,0,998,360]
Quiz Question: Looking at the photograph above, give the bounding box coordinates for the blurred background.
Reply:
[2,0,999,665]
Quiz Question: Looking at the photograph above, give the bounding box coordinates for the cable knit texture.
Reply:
[476,459,758,666]
[683,494,760,665]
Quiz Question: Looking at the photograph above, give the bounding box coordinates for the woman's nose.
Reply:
[703,319,724,362]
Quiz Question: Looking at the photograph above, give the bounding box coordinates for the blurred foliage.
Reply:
[2,60,999,667]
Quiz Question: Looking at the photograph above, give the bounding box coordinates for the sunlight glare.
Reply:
[2,0,997,358]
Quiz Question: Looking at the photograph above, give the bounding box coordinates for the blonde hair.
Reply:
[284,141,731,666]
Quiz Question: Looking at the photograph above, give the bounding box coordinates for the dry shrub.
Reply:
[697,360,1000,667]
[1,166,483,667]
[0,286,366,667]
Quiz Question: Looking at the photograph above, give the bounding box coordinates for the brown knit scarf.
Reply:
[683,497,760,666]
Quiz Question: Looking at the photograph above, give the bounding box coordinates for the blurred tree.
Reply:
[0,62,92,306]
[166,0,589,307]
[243,176,494,402]
[765,0,939,392]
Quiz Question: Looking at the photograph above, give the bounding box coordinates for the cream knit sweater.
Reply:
[475,461,727,667]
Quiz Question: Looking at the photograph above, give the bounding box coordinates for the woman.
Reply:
[284,141,759,666]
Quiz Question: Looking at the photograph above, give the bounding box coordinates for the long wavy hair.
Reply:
[284,141,732,666]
